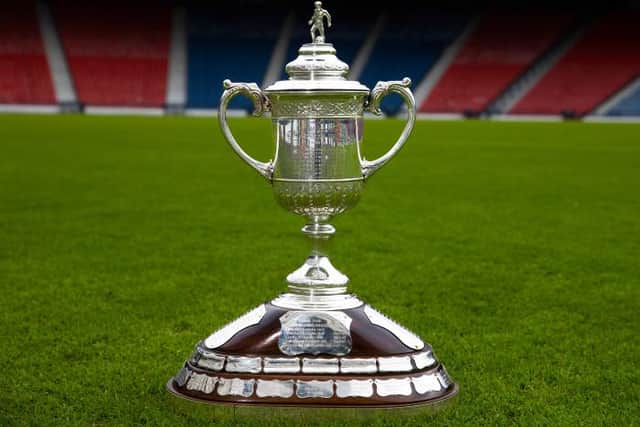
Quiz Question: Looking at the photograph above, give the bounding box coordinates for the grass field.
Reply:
[1,115,639,426]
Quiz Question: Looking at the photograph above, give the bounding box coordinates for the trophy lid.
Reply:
[264,2,369,93]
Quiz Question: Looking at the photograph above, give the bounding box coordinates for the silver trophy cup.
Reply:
[168,2,457,408]
[218,44,415,299]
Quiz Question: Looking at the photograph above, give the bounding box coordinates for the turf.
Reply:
[0,115,639,426]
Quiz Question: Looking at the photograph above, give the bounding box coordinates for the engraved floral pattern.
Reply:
[271,98,364,118]
[272,180,363,219]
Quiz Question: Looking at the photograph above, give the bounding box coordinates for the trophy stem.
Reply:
[303,222,333,257]
[285,221,349,296]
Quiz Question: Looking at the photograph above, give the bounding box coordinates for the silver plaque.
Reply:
[378,356,413,372]
[296,380,334,399]
[336,379,374,398]
[256,379,295,398]
[186,373,217,394]
[189,349,200,365]
[217,378,255,397]
[412,350,437,370]
[302,357,339,374]
[195,349,225,371]
[375,378,413,397]
[412,374,442,394]
[340,358,377,374]
[278,311,352,356]
[204,304,266,349]
[175,366,191,387]
[225,356,262,373]
[263,357,300,373]
[437,366,453,388]
[186,373,205,391]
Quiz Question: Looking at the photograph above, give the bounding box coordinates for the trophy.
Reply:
[168,2,457,408]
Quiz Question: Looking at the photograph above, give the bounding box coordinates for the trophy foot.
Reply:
[168,301,458,408]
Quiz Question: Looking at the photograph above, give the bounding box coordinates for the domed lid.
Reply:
[264,2,369,93]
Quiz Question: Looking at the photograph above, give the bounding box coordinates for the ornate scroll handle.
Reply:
[218,79,273,180]
[361,77,416,179]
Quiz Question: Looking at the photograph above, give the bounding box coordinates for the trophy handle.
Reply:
[361,77,416,179]
[218,79,273,180]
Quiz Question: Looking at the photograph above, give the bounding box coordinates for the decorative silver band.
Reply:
[270,293,363,310]
[203,304,267,349]
[270,98,365,118]
[175,364,453,399]
[191,343,438,375]
[363,305,425,351]
[271,177,364,183]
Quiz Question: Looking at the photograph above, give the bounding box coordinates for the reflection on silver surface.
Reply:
[340,358,377,374]
[175,366,191,387]
[279,311,352,356]
[302,357,339,374]
[203,376,218,394]
[296,380,334,399]
[285,254,349,289]
[364,305,424,350]
[378,356,413,372]
[263,357,300,373]
[437,366,452,388]
[225,356,262,373]
[271,117,364,221]
[186,372,205,391]
[374,378,413,397]
[256,379,295,398]
[217,378,255,397]
[182,351,448,377]
[412,373,442,395]
[412,350,437,370]
[271,292,363,311]
[195,349,225,371]
[186,373,217,394]
[204,305,266,349]
[335,379,374,398]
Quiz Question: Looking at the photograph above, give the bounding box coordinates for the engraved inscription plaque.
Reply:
[278,311,352,356]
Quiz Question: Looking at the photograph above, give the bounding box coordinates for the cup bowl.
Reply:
[272,179,363,221]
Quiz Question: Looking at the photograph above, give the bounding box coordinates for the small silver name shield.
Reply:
[278,311,352,356]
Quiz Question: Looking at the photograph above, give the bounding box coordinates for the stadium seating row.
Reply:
[421,13,573,114]
[0,2,55,104]
[54,1,170,107]
[1,1,639,117]
[512,12,640,115]
[361,8,470,115]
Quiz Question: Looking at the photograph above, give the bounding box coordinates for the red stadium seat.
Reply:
[511,13,640,116]
[54,1,170,107]
[421,13,572,113]
[0,2,56,104]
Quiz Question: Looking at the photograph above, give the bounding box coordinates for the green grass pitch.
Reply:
[1,115,638,426]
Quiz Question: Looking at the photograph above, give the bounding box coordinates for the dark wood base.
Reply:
[168,301,458,407]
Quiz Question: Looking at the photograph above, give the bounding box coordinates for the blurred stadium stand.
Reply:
[1,1,639,119]
[0,2,55,104]
[420,12,573,115]
[53,0,170,107]
[511,12,640,116]
[186,3,285,109]
[361,8,470,115]
[604,78,640,116]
